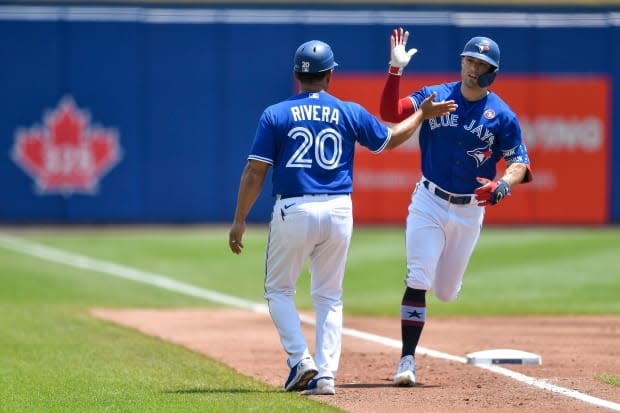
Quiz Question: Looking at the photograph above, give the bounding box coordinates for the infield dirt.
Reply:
[92,309,620,413]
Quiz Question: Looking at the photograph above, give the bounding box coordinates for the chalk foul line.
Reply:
[0,232,618,412]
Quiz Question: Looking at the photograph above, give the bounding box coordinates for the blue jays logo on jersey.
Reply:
[467,146,493,166]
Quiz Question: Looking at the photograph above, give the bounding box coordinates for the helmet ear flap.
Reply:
[477,67,497,88]
[460,36,500,87]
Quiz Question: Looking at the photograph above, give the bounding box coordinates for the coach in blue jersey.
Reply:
[380,28,533,387]
[228,39,457,396]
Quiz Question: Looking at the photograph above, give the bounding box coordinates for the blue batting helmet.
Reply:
[460,36,500,87]
[293,40,338,74]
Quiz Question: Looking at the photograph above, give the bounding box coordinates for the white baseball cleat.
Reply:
[301,376,336,395]
[393,355,416,386]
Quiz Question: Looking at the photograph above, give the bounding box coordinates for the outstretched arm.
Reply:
[380,27,417,122]
[380,75,415,123]
[385,92,457,150]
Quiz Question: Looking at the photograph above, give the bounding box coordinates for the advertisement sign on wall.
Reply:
[11,97,123,196]
[330,74,609,224]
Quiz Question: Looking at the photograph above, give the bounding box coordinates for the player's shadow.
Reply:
[163,387,278,394]
[339,381,439,389]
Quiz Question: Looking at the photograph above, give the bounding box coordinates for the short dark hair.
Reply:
[295,70,329,83]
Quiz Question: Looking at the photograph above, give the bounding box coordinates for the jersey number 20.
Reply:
[286,127,342,170]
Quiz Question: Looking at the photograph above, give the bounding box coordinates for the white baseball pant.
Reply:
[264,194,352,379]
[405,179,484,301]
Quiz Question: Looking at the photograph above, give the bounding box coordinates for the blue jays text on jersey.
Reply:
[410,81,530,194]
[249,91,391,197]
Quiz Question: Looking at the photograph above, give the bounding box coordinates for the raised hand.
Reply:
[389,27,418,75]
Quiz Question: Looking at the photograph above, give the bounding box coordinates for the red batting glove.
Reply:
[474,177,511,206]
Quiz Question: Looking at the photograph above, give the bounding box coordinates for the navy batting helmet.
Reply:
[460,36,500,87]
[293,40,338,74]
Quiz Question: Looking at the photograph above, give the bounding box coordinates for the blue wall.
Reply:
[0,5,618,223]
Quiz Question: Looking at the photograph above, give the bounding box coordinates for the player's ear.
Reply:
[325,69,333,85]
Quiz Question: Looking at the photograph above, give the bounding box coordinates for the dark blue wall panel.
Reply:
[0,5,618,223]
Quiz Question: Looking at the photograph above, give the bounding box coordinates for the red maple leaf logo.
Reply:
[12,97,122,195]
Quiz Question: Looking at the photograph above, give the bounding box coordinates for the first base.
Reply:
[466,349,542,365]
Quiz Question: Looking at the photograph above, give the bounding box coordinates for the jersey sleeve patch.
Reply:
[503,144,530,165]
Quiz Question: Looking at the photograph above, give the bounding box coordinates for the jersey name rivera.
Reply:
[290,105,340,124]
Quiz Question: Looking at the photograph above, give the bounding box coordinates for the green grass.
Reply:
[347,226,620,316]
[596,374,620,387]
[0,305,305,413]
[0,225,619,412]
[0,228,341,413]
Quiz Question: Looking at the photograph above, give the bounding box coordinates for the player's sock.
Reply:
[400,287,426,357]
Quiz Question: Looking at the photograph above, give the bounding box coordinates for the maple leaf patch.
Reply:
[11,97,122,195]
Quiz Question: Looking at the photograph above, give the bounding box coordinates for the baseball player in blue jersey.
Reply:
[228,39,457,395]
[380,28,533,386]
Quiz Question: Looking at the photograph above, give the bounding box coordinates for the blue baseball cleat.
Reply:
[284,357,318,391]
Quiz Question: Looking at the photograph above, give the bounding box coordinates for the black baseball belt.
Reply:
[423,180,472,205]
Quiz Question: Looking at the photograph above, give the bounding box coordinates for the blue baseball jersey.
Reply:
[410,81,530,194]
[249,91,391,196]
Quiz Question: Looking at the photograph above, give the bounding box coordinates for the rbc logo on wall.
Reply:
[11,97,122,195]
